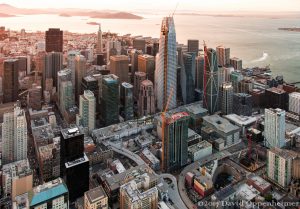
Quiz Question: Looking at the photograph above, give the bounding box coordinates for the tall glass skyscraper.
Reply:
[155,17,177,111]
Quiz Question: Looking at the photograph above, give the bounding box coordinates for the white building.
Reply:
[155,17,177,111]
[77,90,96,131]
[2,104,28,164]
[264,108,286,148]
[289,92,300,115]
[267,148,293,188]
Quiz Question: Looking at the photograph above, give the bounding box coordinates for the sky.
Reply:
[1,0,300,12]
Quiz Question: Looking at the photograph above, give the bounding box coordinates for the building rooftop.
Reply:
[85,186,107,204]
[248,175,271,190]
[2,159,32,178]
[65,154,89,168]
[235,183,260,201]
[188,140,212,153]
[142,148,160,165]
[61,126,83,140]
[203,115,240,134]
[269,148,295,160]
[224,114,257,126]
[121,82,133,88]
[266,87,286,94]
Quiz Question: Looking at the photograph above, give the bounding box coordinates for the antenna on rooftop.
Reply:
[172,2,179,17]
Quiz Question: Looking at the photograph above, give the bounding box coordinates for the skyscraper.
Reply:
[203,48,219,114]
[110,55,129,83]
[101,74,120,126]
[289,92,300,114]
[75,55,87,101]
[195,54,204,91]
[187,39,199,53]
[67,50,80,86]
[2,104,27,164]
[3,59,19,103]
[106,40,121,62]
[138,54,155,83]
[158,112,190,172]
[265,108,286,148]
[96,24,103,53]
[181,52,196,104]
[233,93,252,116]
[216,46,230,67]
[130,50,143,82]
[220,82,233,115]
[45,52,63,88]
[45,28,63,53]
[134,71,146,100]
[120,82,134,121]
[77,90,96,132]
[57,69,74,114]
[230,57,242,70]
[138,80,155,117]
[155,17,177,111]
[133,38,146,52]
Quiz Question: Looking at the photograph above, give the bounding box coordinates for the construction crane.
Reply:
[161,87,174,172]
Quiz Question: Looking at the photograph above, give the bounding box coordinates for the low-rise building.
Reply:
[140,148,160,171]
[84,186,108,209]
[188,140,212,162]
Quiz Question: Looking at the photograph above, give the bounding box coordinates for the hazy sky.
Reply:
[2,0,300,12]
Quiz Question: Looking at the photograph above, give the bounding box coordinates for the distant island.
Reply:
[0,3,143,19]
[87,22,99,26]
[278,27,300,32]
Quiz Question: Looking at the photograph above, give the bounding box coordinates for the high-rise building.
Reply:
[110,55,129,83]
[230,71,243,92]
[57,68,72,110]
[158,112,190,172]
[84,186,108,209]
[203,48,219,114]
[3,59,19,103]
[119,173,158,209]
[75,55,87,101]
[77,90,96,131]
[138,54,155,83]
[130,50,143,82]
[220,82,233,115]
[265,87,288,110]
[28,178,69,209]
[96,24,103,53]
[289,92,300,114]
[120,82,134,121]
[101,74,120,126]
[195,54,204,91]
[138,80,155,117]
[67,50,80,86]
[181,52,196,104]
[106,40,121,62]
[187,39,199,53]
[155,17,177,111]
[2,159,33,201]
[134,71,146,100]
[2,104,27,165]
[60,127,89,201]
[265,108,286,148]
[216,46,230,67]
[230,57,242,70]
[133,38,146,52]
[45,28,63,52]
[45,52,63,88]
[27,84,42,110]
[60,81,74,114]
[267,148,292,188]
[233,93,252,116]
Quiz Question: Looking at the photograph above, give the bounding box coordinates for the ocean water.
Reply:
[2,14,300,83]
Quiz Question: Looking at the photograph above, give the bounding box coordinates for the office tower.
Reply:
[230,71,243,92]
[195,54,204,91]
[67,50,80,85]
[158,112,190,172]
[265,108,286,148]
[57,68,72,103]
[110,55,129,83]
[45,28,63,52]
[84,186,108,209]
[133,38,146,52]
[130,50,143,82]
[45,52,63,88]
[289,92,300,114]
[181,52,196,104]
[96,24,103,53]
[96,53,106,66]
[3,59,19,103]
[120,82,134,121]
[101,74,120,126]
[220,82,233,115]
[77,90,96,131]
[187,39,199,53]
[134,71,146,100]
[27,84,42,110]
[267,148,292,188]
[138,80,155,117]
[232,93,252,116]
[106,40,121,61]
[82,76,99,104]
[80,48,93,62]
[60,127,89,201]
[203,48,219,114]
[60,81,74,115]
[155,17,177,111]
[2,104,27,165]
[138,54,155,83]
[265,87,288,110]
[28,178,69,209]
[216,46,230,67]
[75,55,87,101]
[2,159,32,200]
[119,174,158,209]
[230,57,242,70]
[17,56,29,77]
